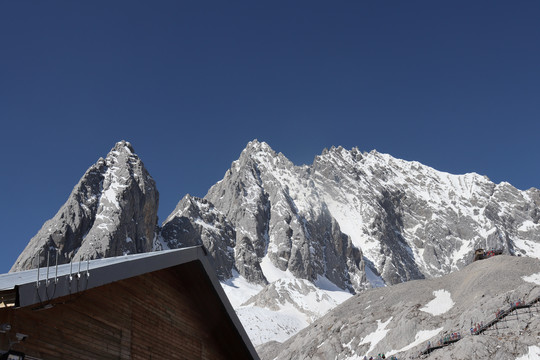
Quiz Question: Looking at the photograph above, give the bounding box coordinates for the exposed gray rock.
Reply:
[259,255,540,360]
[305,146,539,285]
[205,140,367,291]
[10,139,540,352]
[204,140,540,291]
[203,141,272,284]
[160,194,235,280]
[11,141,159,271]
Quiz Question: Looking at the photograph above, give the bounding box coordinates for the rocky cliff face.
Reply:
[203,140,540,290]
[311,146,540,285]
[10,141,159,272]
[205,141,367,292]
[10,139,540,348]
[160,194,235,280]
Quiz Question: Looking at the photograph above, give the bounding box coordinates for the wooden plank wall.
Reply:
[0,261,254,360]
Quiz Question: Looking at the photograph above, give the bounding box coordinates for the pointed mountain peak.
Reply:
[242,139,275,154]
[111,140,134,154]
[105,140,137,163]
[161,194,235,281]
[165,193,209,222]
[165,194,226,227]
[11,141,159,272]
[233,139,285,171]
[326,145,358,156]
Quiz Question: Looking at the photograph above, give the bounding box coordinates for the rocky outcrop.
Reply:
[10,141,159,272]
[160,195,235,280]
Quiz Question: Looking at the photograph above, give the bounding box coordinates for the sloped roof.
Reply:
[0,246,259,360]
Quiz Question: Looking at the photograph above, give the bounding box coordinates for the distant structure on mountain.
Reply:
[473,248,504,262]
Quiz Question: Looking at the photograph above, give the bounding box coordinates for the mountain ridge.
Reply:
[10,139,540,348]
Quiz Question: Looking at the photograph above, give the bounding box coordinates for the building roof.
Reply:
[0,246,259,360]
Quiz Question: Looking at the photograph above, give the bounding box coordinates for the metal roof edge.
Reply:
[15,247,203,309]
[6,247,260,359]
[194,247,261,360]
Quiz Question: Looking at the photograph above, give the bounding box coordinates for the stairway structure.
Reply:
[420,296,540,357]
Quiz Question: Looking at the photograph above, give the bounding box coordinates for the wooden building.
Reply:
[0,246,259,360]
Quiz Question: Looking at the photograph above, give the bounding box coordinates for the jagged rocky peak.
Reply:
[243,139,273,153]
[205,140,368,292]
[210,141,540,290]
[232,139,292,175]
[314,145,370,176]
[236,139,274,164]
[11,140,159,272]
[160,194,235,280]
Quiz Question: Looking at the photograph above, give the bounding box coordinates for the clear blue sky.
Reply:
[1,1,539,273]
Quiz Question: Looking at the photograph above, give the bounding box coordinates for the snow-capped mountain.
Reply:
[204,140,540,289]
[11,141,159,272]
[161,139,540,345]
[10,139,540,347]
[204,140,367,292]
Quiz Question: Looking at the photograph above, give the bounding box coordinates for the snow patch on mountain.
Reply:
[516,345,540,360]
[420,289,454,316]
[234,306,308,345]
[234,277,352,343]
[387,327,444,356]
[259,255,296,283]
[221,270,263,307]
[360,317,393,356]
[514,239,540,259]
[518,220,539,232]
[522,272,540,286]
[221,265,353,344]
[365,263,386,288]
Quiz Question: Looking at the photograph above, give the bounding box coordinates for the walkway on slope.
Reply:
[419,296,540,357]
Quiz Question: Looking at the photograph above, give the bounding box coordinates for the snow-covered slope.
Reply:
[221,260,353,345]
[312,145,540,284]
